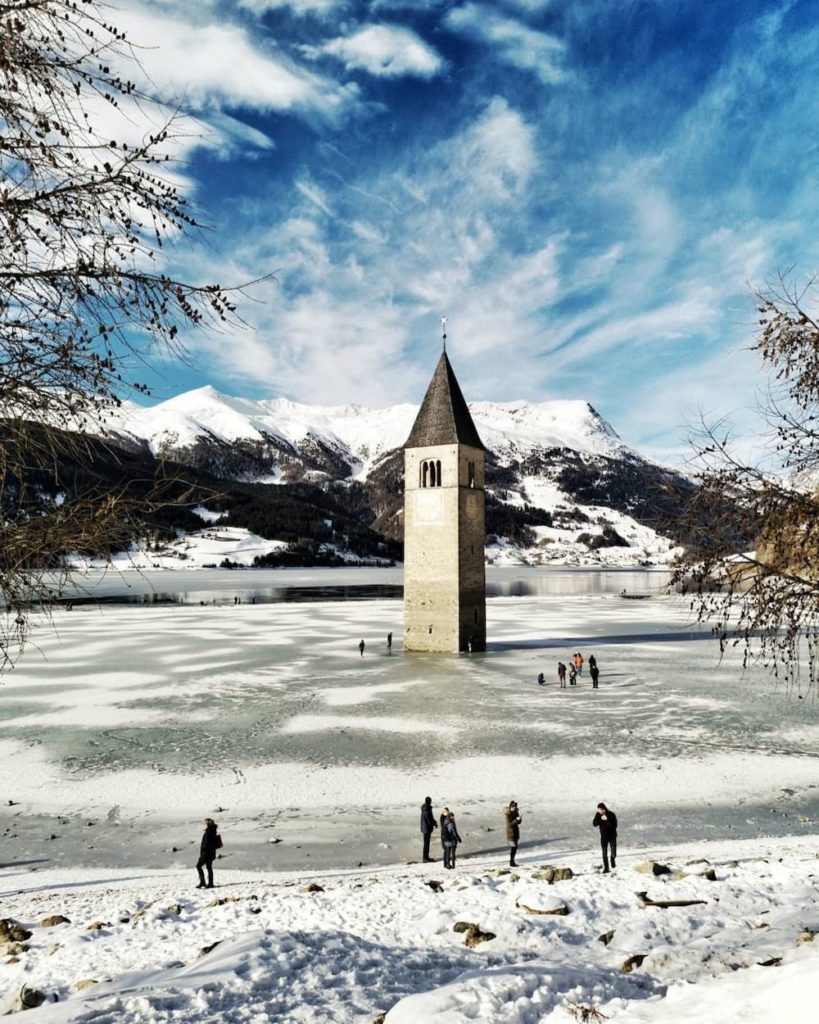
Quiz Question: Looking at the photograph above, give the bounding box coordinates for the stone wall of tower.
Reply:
[457,445,486,652]
[403,443,485,653]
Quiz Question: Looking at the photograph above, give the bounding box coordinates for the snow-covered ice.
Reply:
[1,569,816,874]
[1,568,817,1020]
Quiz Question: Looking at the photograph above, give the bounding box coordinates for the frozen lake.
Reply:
[1,568,816,875]
[38,565,672,605]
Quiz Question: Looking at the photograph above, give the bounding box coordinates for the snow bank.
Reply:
[0,835,816,1023]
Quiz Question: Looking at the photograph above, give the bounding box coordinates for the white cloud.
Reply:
[446,3,566,85]
[312,24,444,79]
[237,0,344,14]
[177,97,557,405]
[294,180,334,217]
[118,3,358,124]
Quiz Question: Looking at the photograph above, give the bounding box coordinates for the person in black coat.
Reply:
[592,802,617,873]
[196,817,220,889]
[504,800,522,867]
[440,807,462,869]
[420,796,437,862]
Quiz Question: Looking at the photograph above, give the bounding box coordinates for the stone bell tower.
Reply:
[403,342,486,653]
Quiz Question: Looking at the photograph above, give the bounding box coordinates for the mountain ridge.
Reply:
[89,386,689,567]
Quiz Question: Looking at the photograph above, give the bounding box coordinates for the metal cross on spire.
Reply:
[440,315,447,351]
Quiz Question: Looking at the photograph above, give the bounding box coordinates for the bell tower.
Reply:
[403,336,486,653]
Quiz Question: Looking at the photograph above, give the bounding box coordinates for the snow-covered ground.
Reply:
[69,525,290,572]
[1,571,817,1020]
[0,835,816,1021]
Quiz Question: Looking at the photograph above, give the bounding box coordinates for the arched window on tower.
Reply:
[467,461,475,488]
[420,459,443,487]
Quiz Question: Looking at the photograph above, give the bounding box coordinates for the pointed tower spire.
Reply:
[404,350,485,450]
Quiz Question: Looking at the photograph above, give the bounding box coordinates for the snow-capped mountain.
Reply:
[95,386,689,567]
[106,386,628,471]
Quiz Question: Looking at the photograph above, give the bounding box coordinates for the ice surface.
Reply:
[0,569,816,876]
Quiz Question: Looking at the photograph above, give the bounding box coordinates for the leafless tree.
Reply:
[1,0,251,666]
[672,275,819,696]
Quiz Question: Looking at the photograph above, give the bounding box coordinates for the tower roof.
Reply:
[404,351,485,450]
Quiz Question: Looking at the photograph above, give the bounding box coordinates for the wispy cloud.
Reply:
[307,24,445,79]
[445,2,566,85]
[237,0,345,15]
[120,2,359,125]
[117,0,819,463]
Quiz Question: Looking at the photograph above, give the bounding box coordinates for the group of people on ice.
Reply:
[195,799,618,887]
[541,652,601,688]
[419,798,618,873]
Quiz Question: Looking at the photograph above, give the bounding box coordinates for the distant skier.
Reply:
[441,808,462,870]
[569,662,577,686]
[557,662,567,688]
[387,632,393,652]
[420,796,437,862]
[358,639,365,657]
[537,672,545,686]
[196,817,222,889]
[593,802,618,873]
[504,800,522,868]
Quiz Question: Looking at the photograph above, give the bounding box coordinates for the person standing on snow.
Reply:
[593,802,618,873]
[590,660,600,688]
[196,817,221,889]
[387,632,393,652]
[504,800,522,867]
[358,639,365,656]
[568,662,577,686]
[441,808,462,869]
[576,652,584,675]
[420,796,437,862]
[557,662,567,688]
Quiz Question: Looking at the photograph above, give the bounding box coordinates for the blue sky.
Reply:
[115,0,819,461]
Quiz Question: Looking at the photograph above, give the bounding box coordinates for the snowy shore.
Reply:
[0,834,817,1022]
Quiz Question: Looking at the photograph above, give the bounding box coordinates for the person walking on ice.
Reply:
[358,639,365,656]
[387,632,393,652]
[569,661,577,686]
[557,661,567,688]
[504,800,522,867]
[420,796,437,862]
[196,817,222,889]
[593,802,618,873]
[590,655,600,689]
